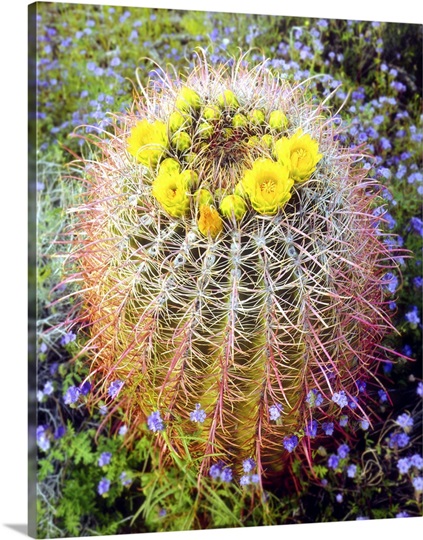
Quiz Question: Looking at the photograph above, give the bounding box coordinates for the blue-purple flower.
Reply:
[346,464,357,478]
[397,458,411,474]
[332,391,348,408]
[98,452,112,467]
[412,476,423,491]
[242,458,256,473]
[190,403,206,423]
[108,380,124,399]
[305,419,318,438]
[269,403,283,421]
[322,422,334,436]
[283,435,298,453]
[395,413,414,432]
[306,389,323,407]
[337,444,350,459]
[64,385,81,405]
[97,477,111,496]
[147,410,164,432]
[327,454,340,469]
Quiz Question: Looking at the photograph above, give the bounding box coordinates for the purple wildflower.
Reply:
[54,425,66,440]
[190,403,206,423]
[410,454,423,469]
[388,432,410,449]
[80,381,91,395]
[332,391,348,408]
[396,512,410,518]
[64,385,80,405]
[269,403,283,421]
[240,474,251,486]
[413,276,423,288]
[37,426,50,452]
[346,464,357,478]
[108,380,123,399]
[305,419,318,438]
[97,478,111,496]
[43,381,54,396]
[147,410,164,432]
[322,422,334,436]
[306,389,323,407]
[405,306,421,326]
[337,444,350,459]
[335,493,343,503]
[417,382,423,397]
[283,435,298,453]
[242,458,256,473]
[412,477,423,491]
[327,454,340,469]
[251,474,260,483]
[382,272,399,294]
[209,461,224,479]
[397,457,411,474]
[119,425,128,436]
[395,413,413,431]
[98,452,112,467]
[360,419,370,430]
[339,415,348,427]
[60,331,76,346]
[220,467,233,483]
[378,389,388,403]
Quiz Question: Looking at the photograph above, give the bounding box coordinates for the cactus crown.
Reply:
[69,52,400,484]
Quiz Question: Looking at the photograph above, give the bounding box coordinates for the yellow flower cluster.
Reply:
[127,85,323,227]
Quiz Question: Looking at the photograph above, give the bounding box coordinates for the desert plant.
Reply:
[64,51,403,487]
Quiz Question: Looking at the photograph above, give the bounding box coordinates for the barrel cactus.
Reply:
[67,52,400,485]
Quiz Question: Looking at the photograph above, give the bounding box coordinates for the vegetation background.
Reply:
[0,1,422,540]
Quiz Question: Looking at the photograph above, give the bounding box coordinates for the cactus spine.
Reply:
[69,52,399,482]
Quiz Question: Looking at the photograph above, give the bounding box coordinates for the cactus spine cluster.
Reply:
[69,52,399,483]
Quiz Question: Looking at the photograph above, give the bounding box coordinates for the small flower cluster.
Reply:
[209,461,233,483]
[190,403,206,423]
[239,458,260,486]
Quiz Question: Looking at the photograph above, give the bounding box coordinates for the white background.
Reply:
[0,0,422,539]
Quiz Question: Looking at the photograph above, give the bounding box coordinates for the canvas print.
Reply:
[29,2,423,537]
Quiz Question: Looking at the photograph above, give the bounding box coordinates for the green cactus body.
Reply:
[70,54,399,482]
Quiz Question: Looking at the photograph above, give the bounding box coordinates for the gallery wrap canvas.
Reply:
[28,1,423,538]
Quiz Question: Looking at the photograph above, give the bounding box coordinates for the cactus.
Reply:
[67,52,401,484]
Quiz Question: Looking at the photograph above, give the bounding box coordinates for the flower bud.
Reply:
[171,131,192,153]
[220,194,247,221]
[175,86,202,112]
[269,110,288,131]
[217,89,239,109]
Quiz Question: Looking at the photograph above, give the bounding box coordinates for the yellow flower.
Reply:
[274,129,322,183]
[151,170,192,218]
[127,120,167,168]
[220,194,247,221]
[240,159,293,215]
[198,205,223,238]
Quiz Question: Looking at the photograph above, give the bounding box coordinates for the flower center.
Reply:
[260,178,276,194]
[291,148,308,168]
[166,184,178,199]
